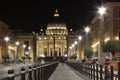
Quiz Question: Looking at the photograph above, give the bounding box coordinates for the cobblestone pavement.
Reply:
[49,63,85,80]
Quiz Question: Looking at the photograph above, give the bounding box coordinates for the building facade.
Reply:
[89,2,120,59]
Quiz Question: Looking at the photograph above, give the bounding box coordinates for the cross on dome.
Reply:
[54,9,59,17]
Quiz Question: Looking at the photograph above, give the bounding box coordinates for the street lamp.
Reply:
[28,46,31,56]
[23,44,26,57]
[78,35,82,41]
[40,54,45,64]
[15,41,19,61]
[72,44,75,54]
[4,36,10,54]
[78,35,82,60]
[74,41,78,59]
[84,26,90,48]
[98,6,106,65]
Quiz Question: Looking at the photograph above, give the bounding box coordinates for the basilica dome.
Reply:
[46,9,68,35]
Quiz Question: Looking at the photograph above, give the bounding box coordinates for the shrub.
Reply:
[84,48,93,58]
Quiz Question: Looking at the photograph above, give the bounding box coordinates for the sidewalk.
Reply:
[48,63,84,80]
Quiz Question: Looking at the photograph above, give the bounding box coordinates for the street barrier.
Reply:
[67,61,120,80]
[0,62,58,80]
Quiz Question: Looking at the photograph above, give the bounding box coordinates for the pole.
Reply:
[53,34,56,59]
[16,46,18,62]
[85,33,89,48]
[99,15,105,65]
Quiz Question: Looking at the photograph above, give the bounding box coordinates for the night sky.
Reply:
[0,0,118,33]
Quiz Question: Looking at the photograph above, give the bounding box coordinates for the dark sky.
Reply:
[0,0,115,33]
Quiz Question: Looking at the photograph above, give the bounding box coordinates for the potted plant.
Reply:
[22,56,26,63]
[27,56,32,61]
[84,48,93,64]
[2,54,10,64]
[102,40,120,70]
[69,54,77,62]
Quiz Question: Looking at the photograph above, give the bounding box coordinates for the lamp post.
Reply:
[84,26,90,48]
[4,36,10,55]
[98,6,106,65]
[28,46,31,56]
[40,54,45,64]
[15,41,19,61]
[72,44,75,54]
[78,35,82,60]
[23,44,26,57]
[74,41,78,60]
[74,41,78,54]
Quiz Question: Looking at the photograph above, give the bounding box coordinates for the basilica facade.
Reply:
[36,9,68,57]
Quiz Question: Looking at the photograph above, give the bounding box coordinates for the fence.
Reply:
[0,62,58,80]
[67,61,120,80]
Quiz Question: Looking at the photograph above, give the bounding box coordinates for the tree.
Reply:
[102,40,120,57]
[84,48,93,58]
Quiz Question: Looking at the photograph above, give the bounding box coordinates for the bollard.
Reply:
[28,67,33,80]
[8,69,14,80]
[21,67,26,80]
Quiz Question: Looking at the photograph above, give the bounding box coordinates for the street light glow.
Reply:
[69,46,72,49]
[28,46,31,50]
[78,35,82,41]
[4,36,9,42]
[98,6,106,15]
[15,41,19,46]
[72,44,74,48]
[40,54,45,57]
[84,26,90,33]
[74,41,78,45]
[64,54,67,57]
[23,44,26,48]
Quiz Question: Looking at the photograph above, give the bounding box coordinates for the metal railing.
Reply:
[67,61,120,80]
[0,62,58,80]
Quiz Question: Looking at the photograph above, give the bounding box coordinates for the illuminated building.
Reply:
[90,2,120,58]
